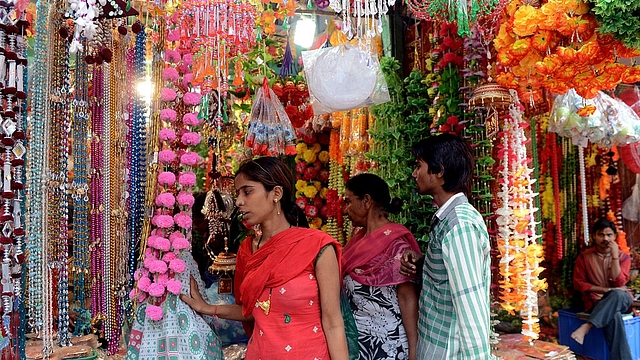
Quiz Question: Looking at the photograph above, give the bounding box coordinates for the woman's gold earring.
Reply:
[275,198,281,215]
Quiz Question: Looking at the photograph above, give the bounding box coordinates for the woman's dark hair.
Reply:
[236,157,309,228]
[412,133,474,197]
[345,173,403,215]
[592,218,617,235]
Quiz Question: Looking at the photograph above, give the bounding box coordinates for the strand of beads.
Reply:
[106,33,129,355]
[41,5,57,355]
[25,0,51,348]
[46,7,72,346]
[90,65,105,337]
[127,25,147,290]
[102,59,113,353]
[71,39,91,335]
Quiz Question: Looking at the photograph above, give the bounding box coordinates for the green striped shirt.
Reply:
[417,194,491,360]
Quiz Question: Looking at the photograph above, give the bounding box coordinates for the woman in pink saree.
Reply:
[342,173,422,360]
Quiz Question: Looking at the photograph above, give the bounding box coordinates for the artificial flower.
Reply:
[183,92,202,106]
[162,67,179,82]
[176,191,195,207]
[159,128,177,142]
[148,283,166,297]
[160,109,177,123]
[169,258,187,273]
[181,132,202,146]
[167,280,182,295]
[513,5,540,37]
[145,305,164,321]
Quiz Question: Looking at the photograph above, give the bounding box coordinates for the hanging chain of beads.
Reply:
[89,64,106,339]
[127,25,146,291]
[106,33,129,355]
[46,4,72,347]
[71,39,91,335]
[25,0,51,347]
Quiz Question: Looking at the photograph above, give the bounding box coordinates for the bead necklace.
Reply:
[90,65,105,334]
[127,25,146,289]
[106,34,129,355]
[48,10,72,345]
[25,0,51,346]
[42,4,57,355]
[102,59,113,353]
[71,39,91,335]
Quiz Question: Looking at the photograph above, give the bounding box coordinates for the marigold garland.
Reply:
[494,0,640,102]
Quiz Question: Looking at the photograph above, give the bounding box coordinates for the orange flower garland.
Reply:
[494,0,640,102]
[496,100,547,341]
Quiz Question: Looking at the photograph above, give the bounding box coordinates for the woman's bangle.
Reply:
[213,305,219,317]
[612,257,619,260]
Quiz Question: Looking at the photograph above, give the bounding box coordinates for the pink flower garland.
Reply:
[133,38,203,322]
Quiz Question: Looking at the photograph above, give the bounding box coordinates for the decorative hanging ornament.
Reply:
[406,0,506,36]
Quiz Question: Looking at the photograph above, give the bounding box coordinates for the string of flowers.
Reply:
[496,95,546,341]
[294,130,331,230]
[130,30,197,321]
[326,128,344,242]
[433,22,465,134]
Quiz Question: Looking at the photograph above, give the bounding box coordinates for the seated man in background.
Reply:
[572,218,633,360]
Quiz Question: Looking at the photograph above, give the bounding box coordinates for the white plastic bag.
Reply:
[302,43,390,115]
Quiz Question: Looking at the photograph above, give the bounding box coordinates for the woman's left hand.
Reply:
[180,276,210,314]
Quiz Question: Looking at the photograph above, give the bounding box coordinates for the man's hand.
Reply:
[400,250,423,276]
[609,241,620,259]
[180,276,210,314]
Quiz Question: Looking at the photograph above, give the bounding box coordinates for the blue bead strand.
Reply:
[25,0,51,340]
[127,25,147,289]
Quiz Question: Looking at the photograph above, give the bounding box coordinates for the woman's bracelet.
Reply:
[213,305,219,317]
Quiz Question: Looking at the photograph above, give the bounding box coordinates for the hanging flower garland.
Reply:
[494,0,640,102]
[405,0,505,37]
[131,31,198,321]
[496,97,547,341]
[294,130,331,230]
[432,22,465,134]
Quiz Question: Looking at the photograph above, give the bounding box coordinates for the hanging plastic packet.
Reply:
[245,78,297,156]
[302,43,390,115]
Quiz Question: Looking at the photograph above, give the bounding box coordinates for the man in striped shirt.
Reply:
[400,134,491,359]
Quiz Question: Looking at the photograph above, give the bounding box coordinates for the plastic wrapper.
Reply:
[549,88,640,148]
[302,44,390,115]
[245,79,297,156]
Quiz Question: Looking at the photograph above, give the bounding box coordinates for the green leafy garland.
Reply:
[589,0,640,50]
[368,58,436,243]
